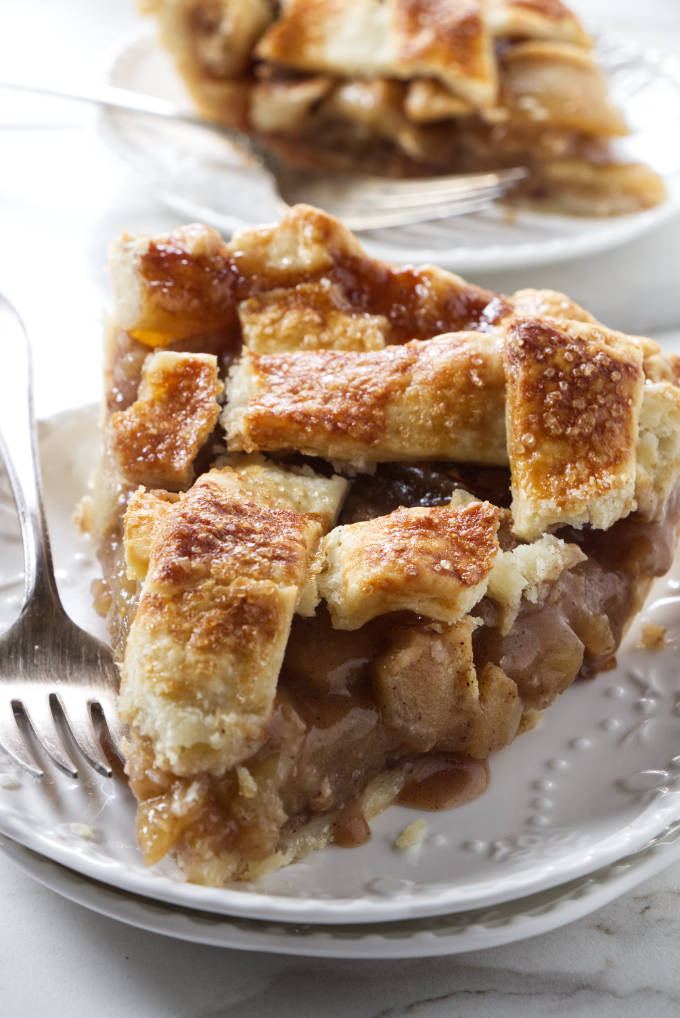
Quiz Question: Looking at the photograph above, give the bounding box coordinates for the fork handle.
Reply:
[0,297,63,614]
[0,79,272,170]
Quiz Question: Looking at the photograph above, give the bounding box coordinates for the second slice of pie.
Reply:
[141,0,666,215]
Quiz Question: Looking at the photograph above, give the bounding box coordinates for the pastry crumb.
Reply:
[518,708,543,735]
[309,776,334,811]
[73,496,92,534]
[638,622,667,650]
[68,823,96,841]
[237,766,258,799]
[394,819,427,852]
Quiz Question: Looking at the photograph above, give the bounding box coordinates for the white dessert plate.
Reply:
[2,824,680,957]
[1,404,680,926]
[99,28,680,272]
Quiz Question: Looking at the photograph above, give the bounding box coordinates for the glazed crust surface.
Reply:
[110,351,223,489]
[504,317,644,539]
[318,501,500,629]
[119,462,345,776]
[225,331,507,468]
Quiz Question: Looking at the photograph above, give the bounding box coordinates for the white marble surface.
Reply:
[1,854,680,1018]
[1,0,680,1014]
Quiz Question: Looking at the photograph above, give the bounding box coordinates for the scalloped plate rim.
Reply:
[2,825,680,956]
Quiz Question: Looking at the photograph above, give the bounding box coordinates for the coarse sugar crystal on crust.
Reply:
[110,350,223,490]
[504,316,644,539]
[223,332,508,469]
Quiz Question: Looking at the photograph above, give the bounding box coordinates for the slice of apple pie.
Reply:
[140,0,665,215]
[87,204,680,885]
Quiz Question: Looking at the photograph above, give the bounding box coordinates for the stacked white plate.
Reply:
[1,406,680,956]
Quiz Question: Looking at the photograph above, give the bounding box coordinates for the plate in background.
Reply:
[100,29,680,272]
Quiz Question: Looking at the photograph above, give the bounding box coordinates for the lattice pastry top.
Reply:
[105,204,680,789]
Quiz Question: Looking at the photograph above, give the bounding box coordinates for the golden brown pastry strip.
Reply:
[487,0,590,45]
[119,462,346,777]
[238,280,389,353]
[504,317,644,539]
[255,0,497,108]
[226,312,669,536]
[109,225,239,345]
[317,501,500,629]
[636,382,680,521]
[225,331,507,468]
[110,351,222,489]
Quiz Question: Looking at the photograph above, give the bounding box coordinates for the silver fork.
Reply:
[0,295,123,779]
[0,80,527,229]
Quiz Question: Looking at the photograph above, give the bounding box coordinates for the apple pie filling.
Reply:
[114,460,679,884]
